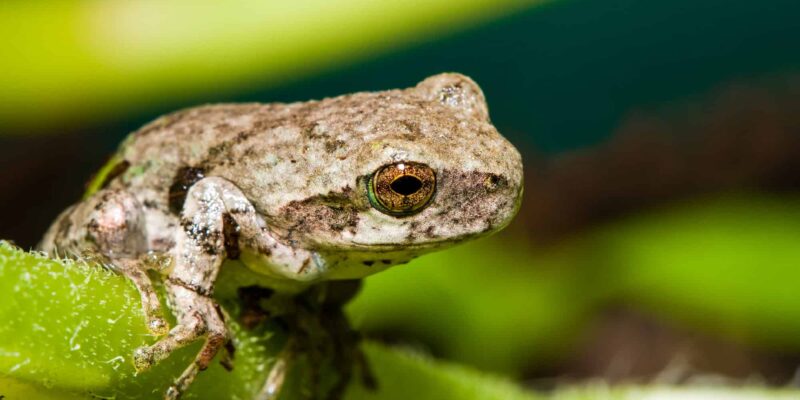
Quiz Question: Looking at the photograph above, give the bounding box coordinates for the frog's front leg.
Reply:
[39,190,169,335]
[132,177,315,399]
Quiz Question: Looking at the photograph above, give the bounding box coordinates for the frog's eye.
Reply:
[368,162,436,216]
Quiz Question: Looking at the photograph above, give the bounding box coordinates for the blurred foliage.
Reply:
[350,193,800,375]
[604,194,800,349]
[0,0,542,131]
[348,233,598,374]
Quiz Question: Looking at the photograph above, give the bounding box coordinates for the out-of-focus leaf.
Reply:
[598,194,800,348]
[551,385,800,400]
[350,193,800,375]
[0,0,544,131]
[347,343,540,400]
[349,236,601,375]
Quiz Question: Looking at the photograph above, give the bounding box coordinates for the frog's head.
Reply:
[277,73,523,278]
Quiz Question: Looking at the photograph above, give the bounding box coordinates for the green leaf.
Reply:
[0,242,282,398]
[0,241,541,399]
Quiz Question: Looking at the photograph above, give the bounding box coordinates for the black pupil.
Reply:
[391,175,423,196]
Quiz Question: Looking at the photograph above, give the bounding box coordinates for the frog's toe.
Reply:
[148,316,170,336]
[165,385,182,400]
[133,346,156,372]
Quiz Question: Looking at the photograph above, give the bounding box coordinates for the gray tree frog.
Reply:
[39,73,523,399]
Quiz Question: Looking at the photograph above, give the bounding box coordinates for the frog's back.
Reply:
[107,87,437,215]
[105,102,306,209]
[122,103,299,175]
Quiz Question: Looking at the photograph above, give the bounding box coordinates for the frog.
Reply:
[38,73,523,399]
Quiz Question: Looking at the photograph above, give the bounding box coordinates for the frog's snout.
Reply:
[484,171,524,231]
[432,167,522,239]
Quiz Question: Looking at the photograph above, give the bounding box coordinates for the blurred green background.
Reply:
[2,0,800,395]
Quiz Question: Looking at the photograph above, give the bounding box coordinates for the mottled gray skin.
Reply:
[39,73,523,399]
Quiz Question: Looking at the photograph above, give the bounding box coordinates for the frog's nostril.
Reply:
[390,176,422,195]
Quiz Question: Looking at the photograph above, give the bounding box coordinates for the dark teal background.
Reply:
[221,0,800,154]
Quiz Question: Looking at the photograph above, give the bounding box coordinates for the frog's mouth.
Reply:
[344,231,482,252]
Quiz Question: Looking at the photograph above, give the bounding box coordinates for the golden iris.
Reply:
[368,162,436,216]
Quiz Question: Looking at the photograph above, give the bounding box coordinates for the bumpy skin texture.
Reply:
[38,73,523,399]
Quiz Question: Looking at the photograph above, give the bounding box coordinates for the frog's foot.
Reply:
[238,285,275,329]
[255,338,297,400]
[250,281,377,400]
[321,311,377,400]
[115,258,170,336]
[38,188,170,336]
[318,281,377,399]
[355,343,378,391]
[133,283,229,400]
